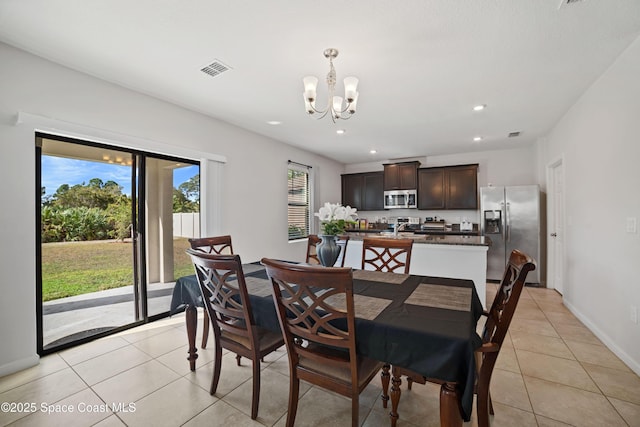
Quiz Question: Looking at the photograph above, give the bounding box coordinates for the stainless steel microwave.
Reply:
[384,189,417,209]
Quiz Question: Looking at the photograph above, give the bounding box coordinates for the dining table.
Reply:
[170,262,483,427]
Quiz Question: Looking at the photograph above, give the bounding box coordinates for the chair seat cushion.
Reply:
[222,326,283,351]
[298,345,382,388]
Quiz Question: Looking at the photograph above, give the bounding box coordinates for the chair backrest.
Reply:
[361,237,414,273]
[306,235,322,264]
[306,235,350,267]
[186,249,256,348]
[479,249,536,377]
[335,235,350,267]
[189,235,234,255]
[261,258,358,382]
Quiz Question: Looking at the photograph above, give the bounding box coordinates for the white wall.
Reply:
[345,146,539,185]
[0,43,344,375]
[540,36,640,374]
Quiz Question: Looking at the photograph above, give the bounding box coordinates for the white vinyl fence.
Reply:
[173,213,200,238]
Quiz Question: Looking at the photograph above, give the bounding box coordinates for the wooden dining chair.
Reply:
[362,237,414,274]
[306,235,350,267]
[262,258,384,427]
[305,234,322,264]
[335,235,350,267]
[187,250,284,420]
[189,235,234,255]
[385,249,536,427]
[188,235,234,348]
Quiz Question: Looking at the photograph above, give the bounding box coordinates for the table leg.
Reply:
[440,382,463,427]
[389,367,402,427]
[185,305,198,371]
[380,364,390,408]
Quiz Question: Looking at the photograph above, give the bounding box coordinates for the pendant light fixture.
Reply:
[302,48,359,122]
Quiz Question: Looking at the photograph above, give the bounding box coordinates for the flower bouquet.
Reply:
[313,202,357,267]
[314,202,358,236]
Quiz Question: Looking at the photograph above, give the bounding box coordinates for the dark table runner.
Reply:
[170,265,482,421]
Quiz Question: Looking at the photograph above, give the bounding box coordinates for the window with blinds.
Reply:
[288,167,310,240]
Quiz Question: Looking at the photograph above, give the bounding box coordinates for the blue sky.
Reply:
[41,156,199,197]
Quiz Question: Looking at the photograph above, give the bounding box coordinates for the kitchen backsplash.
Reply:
[355,209,480,226]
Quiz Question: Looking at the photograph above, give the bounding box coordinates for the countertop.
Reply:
[343,232,491,247]
[346,222,480,236]
[346,229,480,236]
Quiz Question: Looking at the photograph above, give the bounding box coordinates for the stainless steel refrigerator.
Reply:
[480,185,541,284]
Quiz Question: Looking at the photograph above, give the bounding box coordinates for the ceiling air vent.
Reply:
[508,131,521,138]
[200,60,231,78]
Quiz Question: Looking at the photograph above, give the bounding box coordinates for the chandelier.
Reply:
[302,48,359,122]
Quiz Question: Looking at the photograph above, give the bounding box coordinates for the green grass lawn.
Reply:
[42,237,193,301]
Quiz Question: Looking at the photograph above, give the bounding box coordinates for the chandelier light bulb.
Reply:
[333,96,344,119]
[303,76,318,101]
[343,76,359,102]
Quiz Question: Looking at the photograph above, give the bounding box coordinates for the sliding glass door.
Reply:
[36,133,200,353]
[143,156,200,318]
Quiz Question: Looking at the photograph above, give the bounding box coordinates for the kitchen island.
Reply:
[343,233,491,308]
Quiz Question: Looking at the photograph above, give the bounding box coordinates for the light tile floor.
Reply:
[2,285,640,426]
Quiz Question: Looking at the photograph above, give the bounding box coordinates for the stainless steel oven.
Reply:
[383,189,417,209]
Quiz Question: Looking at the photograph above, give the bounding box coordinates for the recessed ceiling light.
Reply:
[370,149,377,154]
[473,136,483,142]
[473,104,486,111]
[266,120,281,125]
[336,129,346,135]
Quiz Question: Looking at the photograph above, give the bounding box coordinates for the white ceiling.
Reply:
[1,0,639,164]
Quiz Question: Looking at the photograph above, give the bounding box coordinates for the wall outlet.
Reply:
[631,306,638,324]
[626,217,637,233]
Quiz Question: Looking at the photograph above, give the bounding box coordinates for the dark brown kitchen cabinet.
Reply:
[417,164,478,210]
[383,161,420,190]
[417,167,446,209]
[341,172,384,211]
[446,165,478,209]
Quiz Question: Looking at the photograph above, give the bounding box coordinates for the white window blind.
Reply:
[287,164,311,240]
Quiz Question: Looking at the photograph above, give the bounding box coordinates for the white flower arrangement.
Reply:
[314,202,358,236]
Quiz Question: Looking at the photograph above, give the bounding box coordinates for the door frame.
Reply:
[546,155,565,294]
[36,132,200,354]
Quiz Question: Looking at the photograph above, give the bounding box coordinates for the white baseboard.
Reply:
[564,300,640,376]
[0,354,40,378]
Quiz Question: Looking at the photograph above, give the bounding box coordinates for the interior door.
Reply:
[548,159,565,294]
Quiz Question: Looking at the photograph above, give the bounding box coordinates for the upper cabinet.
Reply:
[417,167,446,209]
[342,163,477,211]
[418,164,478,210]
[446,164,478,209]
[341,172,384,211]
[383,161,420,190]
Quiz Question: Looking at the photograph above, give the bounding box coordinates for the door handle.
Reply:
[550,233,557,237]
[505,202,510,242]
